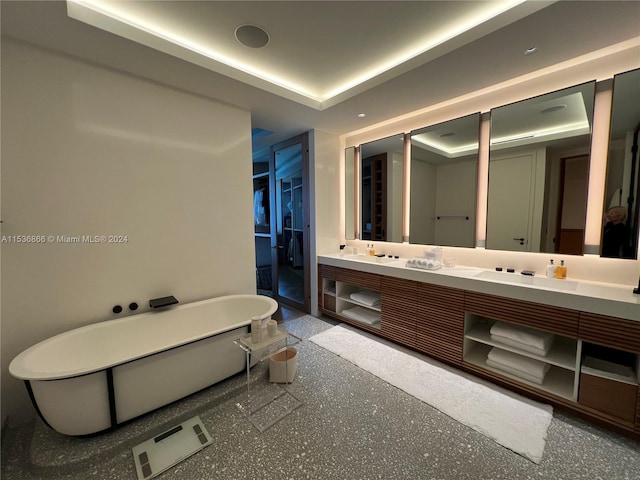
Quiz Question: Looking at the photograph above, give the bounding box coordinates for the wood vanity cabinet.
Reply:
[317,262,640,437]
[579,312,640,354]
[414,283,464,365]
[464,291,579,338]
[380,277,417,347]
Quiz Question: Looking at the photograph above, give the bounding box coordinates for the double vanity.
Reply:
[318,253,640,437]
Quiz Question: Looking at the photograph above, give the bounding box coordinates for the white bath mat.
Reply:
[132,416,212,480]
[310,325,553,463]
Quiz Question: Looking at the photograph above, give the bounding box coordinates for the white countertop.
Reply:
[318,253,640,322]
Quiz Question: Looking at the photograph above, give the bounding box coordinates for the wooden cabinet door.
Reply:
[415,283,465,365]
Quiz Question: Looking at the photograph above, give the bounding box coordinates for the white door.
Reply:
[486,153,535,251]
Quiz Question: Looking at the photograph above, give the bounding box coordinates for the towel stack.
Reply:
[489,321,555,356]
[341,306,380,326]
[350,290,381,307]
[486,348,550,384]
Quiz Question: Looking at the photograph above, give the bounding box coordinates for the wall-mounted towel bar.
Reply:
[436,215,470,220]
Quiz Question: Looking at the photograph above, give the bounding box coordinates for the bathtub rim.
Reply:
[9,294,278,381]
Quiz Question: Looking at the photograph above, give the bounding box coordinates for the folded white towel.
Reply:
[341,306,380,326]
[490,321,555,352]
[490,334,552,357]
[486,358,546,385]
[487,347,550,380]
[350,290,381,307]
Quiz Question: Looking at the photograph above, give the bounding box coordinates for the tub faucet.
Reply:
[149,296,179,309]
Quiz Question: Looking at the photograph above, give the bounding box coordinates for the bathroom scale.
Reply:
[132,416,212,480]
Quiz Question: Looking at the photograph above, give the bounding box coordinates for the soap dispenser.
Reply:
[546,259,555,279]
[555,260,567,279]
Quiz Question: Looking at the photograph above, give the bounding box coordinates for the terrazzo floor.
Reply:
[2,315,639,480]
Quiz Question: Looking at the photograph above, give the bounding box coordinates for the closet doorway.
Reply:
[270,133,310,312]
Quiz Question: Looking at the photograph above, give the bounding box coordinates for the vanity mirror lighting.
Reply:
[409,113,480,247]
[602,68,640,260]
[345,146,356,240]
[486,81,596,255]
[360,133,404,242]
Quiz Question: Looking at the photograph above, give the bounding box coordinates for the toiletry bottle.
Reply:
[546,259,555,278]
[555,260,567,279]
[369,243,375,256]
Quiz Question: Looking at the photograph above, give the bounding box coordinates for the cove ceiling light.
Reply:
[67,0,531,110]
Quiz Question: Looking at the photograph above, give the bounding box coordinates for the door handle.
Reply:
[513,237,525,245]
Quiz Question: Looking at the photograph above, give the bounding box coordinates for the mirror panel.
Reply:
[602,68,640,259]
[345,147,355,240]
[486,81,596,254]
[360,134,404,242]
[409,113,480,247]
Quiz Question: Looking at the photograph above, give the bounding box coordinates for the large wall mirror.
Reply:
[602,68,640,259]
[360,134,404,242]
[486,81,596,255]
[345,147,356,240]
[409,113,480,247]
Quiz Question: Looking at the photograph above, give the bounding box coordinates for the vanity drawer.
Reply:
[323,294,336,313]
[579,313,640,354]
[335,267,381,291]
[579,372,637,423]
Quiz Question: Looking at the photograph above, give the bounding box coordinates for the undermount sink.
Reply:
[342,254,398,264]
[475,270,579,291]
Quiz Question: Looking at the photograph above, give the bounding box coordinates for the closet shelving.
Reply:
[281,177,303,267]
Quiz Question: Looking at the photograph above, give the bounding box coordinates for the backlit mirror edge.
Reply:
[344,75,638,261]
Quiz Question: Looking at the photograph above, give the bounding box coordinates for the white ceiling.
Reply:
[2,1,639,157]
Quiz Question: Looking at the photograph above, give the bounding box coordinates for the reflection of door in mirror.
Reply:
[487,81,595,255]
[603,68,640,259]
[556,155,589,255]
[486,150,544,252]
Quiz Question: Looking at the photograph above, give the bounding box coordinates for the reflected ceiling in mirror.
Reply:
[409,113,480,247]
[602,68,640,259]
[486,81,596,255]
[360,134,404,243]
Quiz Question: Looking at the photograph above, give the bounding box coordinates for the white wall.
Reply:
[309,129,341,316]
[1,40,255,425]
[434,160,477,247]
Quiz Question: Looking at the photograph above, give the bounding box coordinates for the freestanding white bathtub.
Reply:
[9,294,278,436]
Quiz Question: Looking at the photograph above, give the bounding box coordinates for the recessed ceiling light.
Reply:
[357,113,366,118]
[524,46,538,55]
[540,104,567,114]
[235,24,270,49]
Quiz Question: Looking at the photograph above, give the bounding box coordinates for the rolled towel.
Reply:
[487,347,550,380]
[490,334,552,357]
[350,290,381,307]
[490,321,555,352]
[341,306,381,326]
[486,358,547,385]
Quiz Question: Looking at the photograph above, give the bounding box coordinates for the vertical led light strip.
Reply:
[354,146,361,240]
[403,133,411,242]
[476,114,491,247]
[583,83,613,254]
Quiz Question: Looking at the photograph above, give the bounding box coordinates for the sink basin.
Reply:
[475,270,578,291]
[342,254,398,264]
